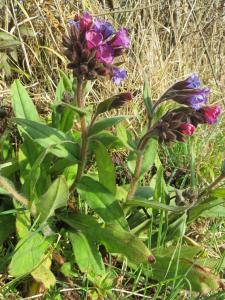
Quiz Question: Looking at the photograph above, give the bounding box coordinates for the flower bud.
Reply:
[178,123,195,135]
[110,92,132,109]
[198,105,221,124]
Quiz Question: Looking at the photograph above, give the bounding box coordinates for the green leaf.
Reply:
[11,79,40,122]
[125,198,186,213]
[188,196,225,223]
[149,246,223,294]
[90,131,124,150]
[14,118,79,162]
[143,80,153,118]
[9,232,50,277]
[95,97,115,115]
[93,141,116,195]
[89,116,131,136]
[55,70,73,102]
[36,176,69,224]
[31,257,56,289]
[69,232,105,282]
[59,212,154,265]
[77,176,127,230]
[128,138,158,177]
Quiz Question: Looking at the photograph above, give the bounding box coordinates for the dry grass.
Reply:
[0,0,224,178]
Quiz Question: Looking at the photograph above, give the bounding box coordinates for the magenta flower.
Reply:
[64,12,130,83]
[112,68,127,85]
[179,123,196,136]
[199,105,221,124]
[110,28,130,49]
[93,19,115,39]
[85,30,103,49]
[96,44,114,64]
[79,12,93,31]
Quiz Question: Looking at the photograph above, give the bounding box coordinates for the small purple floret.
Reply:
[85,30,103,49]
[111,28,130,49]
[96,44,114,64]
[79,12,93,30]
[93,19,115,39]
[188,88,210,109]
[185,74,201,88]
[113,68,127,85]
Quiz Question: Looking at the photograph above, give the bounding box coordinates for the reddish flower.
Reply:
[179,123,196,135]
[79,12,93,30]
[199,105,221,124]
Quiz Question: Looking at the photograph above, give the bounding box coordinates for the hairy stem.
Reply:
[71,79,88,190]
[126,130,154,200]
[0,176,36,215]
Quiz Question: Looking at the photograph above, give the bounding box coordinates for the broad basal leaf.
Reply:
[58,212,154,265]
[31,257,56,289]
[77,176,127,230]
[69,232,105,283]
[36,176,69,224]
[9,232,50,277]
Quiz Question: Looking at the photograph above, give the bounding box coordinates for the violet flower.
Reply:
[93,19,115,39]
[96,44,114,64]
[156,74,210,110]
[85,30,103,49]
[110,28,130,49]
[112,68,127,85]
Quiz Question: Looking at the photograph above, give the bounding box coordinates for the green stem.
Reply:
[71,79,88,190]
[199,172,225,198]
[126,130,154,200]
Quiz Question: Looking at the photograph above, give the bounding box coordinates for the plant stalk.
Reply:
[199,172,225,198]
[126,130,154,200]
[71,79,88,189]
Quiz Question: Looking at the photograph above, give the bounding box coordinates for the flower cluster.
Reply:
[63,12,130,84]
[152,74,222,143]
[162,74,210,110]
[152,105,221,143]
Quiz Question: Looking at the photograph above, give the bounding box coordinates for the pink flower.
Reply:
[179,123,196,135]
[200,105,221,124]
[110,28,130,49]
[96,44,114,64]
[79,12,93,30]
[85,30,103,49]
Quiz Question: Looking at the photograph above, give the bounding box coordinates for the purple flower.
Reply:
[96,44,114,64]
[68,20,80,28]
[163,73,210,110]
[112,68,127,85]
[93,19,115,39]
[110,28,130,49]
[79,12,93,30]
[169,88,210,110]
[172,74,201,89]
[85,30,103,49]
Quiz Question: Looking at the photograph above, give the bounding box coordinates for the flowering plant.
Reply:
[0,11,224,299]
